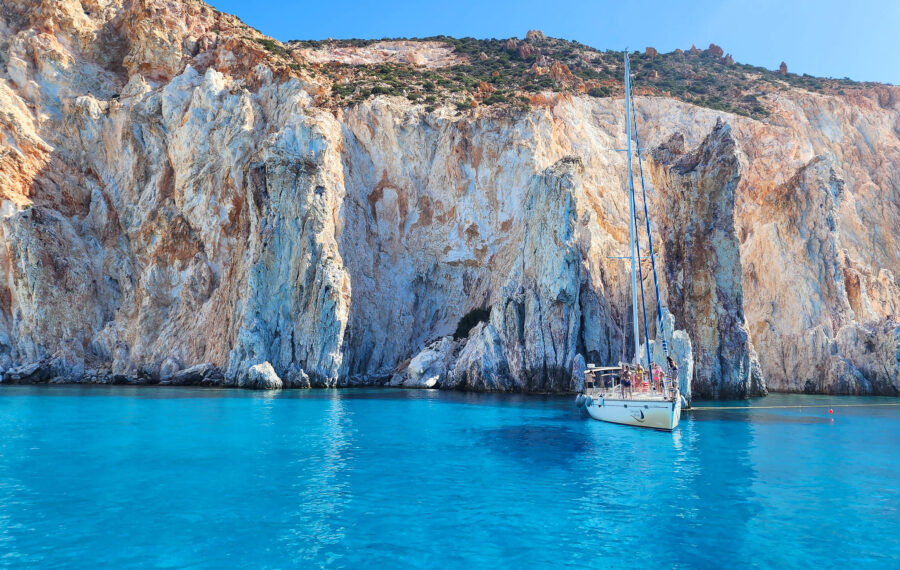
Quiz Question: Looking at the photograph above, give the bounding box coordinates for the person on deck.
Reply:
[666,356,679,393]
[635,364,646,392]
[652,363,663,392]
[620,365,632,398]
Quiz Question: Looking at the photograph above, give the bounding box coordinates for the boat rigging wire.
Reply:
[624,53,654,370]
[629,64,669,358]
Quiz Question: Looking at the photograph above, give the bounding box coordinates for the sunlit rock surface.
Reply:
[242,361,283,390]
[0,0,897,395]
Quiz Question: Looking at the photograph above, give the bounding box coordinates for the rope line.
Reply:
[687,403,900,411]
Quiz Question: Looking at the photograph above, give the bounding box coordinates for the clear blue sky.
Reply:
[208,0,899,84]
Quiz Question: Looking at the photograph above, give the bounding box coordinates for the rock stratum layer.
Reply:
[0,0,898,395]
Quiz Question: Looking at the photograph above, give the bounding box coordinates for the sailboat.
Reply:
[576,51,682,431]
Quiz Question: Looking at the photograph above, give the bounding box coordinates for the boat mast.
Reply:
[624,52,640,365]
[629,78,669,362]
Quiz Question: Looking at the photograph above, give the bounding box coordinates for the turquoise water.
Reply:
[0,387,898,568]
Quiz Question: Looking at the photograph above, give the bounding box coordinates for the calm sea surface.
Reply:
[0,386,898,568]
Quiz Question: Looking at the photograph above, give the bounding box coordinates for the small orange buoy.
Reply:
[829,409,834,414]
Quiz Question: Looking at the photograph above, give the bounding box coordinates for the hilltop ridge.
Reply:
[285,34,877,118]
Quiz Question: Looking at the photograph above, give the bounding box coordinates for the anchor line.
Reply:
[686,402,900,411]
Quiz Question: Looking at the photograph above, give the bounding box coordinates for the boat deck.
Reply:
[584,366,677,402]
[587,388,675,402]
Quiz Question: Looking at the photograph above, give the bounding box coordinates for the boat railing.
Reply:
[583,367,679,401]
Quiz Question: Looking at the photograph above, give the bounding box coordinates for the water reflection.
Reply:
[673,413,760,567]
[281,395,354,564]
[690,411,834,424]
[0,398,45,564]
[0,388,897,567]
[0,436,27,564]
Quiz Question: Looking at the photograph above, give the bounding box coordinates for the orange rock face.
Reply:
[549,61,575,84]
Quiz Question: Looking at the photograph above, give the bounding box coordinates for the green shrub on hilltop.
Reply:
[249,37,290,58]
[287,35,863,119]
[331,83,354,97]
[482,92,508,105]
[587,86,611,98]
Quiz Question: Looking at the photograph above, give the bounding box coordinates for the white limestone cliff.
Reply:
[0,0,897,396]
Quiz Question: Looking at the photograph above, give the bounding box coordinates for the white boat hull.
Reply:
[585,396,681,431]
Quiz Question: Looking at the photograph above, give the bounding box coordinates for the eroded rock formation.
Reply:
[651,121,766,399]
[445,157,585,391]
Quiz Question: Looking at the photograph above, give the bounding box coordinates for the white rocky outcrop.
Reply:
[640,309,694,404]
[391,336,462,388]
[241,361,283,390]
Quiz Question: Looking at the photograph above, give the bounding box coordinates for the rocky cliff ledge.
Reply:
[0,0,897,395]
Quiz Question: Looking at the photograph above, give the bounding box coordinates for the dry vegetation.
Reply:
[250,33,868,118]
